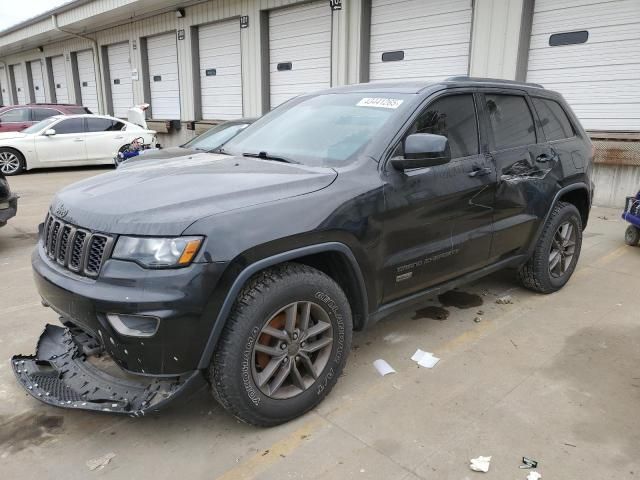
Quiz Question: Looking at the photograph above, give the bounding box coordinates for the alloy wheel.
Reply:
[251,301,334,399]
[0,151,20,175]
[549,221,577,278]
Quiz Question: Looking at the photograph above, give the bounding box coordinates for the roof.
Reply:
[324,76,545,95]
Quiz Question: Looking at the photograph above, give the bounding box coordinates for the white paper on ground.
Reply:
[373,359,396,376]
[411,349,440,368]
[469,455,492,473]
[526,472,542,480]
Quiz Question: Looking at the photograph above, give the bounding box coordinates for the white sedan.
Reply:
[0,114,157,175]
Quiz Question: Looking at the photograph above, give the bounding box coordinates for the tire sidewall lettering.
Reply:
[241,325,261,406]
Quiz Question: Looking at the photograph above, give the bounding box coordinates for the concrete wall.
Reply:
[592,164,640,208]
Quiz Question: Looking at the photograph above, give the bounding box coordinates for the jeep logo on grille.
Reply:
[55,204,68,218]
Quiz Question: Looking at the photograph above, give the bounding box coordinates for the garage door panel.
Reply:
[198,19,242,120]
[369,0,471,83]
[526,0,640,131]
[12,65,26,104]
[530,0,637,34]
[147,32,181,119]
[51,56,69,104]
[76,50,99,113]
[29,61,46,103]
[269,1,332,108]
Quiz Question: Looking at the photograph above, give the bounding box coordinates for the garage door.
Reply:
[198,20,242,120]
[107,42,134,118]
[0,68,6,105]
[29,60,46,103]
[147,32,180,119]
[526,0,640,131]
[268,1,332,108]
[51,55,69,104]
[76,50,99,113]
[11,64,26,104]
[369,0,472,82]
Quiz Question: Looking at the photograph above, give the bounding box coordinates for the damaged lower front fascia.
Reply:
[11,324,204,416]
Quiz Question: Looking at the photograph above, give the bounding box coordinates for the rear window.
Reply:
[32,108,60,121]
[485,94,536,150]
[67,106,92,114]
[532,97,575,141]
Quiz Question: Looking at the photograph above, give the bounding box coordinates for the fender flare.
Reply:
[526,182,591,258]
[197,242,368,369]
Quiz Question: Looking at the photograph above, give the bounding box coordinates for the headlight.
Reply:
[112,236,203,267]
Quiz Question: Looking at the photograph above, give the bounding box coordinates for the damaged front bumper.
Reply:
[12,324,204,416]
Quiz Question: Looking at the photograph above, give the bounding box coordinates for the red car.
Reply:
[0,104,92,133]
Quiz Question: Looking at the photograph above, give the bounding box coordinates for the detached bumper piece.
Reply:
[12,324,203,416]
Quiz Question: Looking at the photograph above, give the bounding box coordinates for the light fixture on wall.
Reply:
[37,46,44,52]
[175,8,185,18]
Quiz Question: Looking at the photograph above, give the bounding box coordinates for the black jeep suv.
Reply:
[13,77,593,426]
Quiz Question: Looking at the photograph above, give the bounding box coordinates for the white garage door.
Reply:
[51,55,69,104]
[76,50,99,113]
[107,42,134,118]
[147,32,181,119]
[527,0,640,131]
[199,20,242,120]
[369,0,472,82]
[29,60,46,103]
[268,1,332,108]
[11,64,27,104]
[0,68,6,105]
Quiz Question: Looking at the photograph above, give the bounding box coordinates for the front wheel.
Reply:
[209,263,352,426]
[625,225,640,246]
[519,202,583,293]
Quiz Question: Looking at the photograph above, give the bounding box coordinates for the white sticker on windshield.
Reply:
[356,97,404,109]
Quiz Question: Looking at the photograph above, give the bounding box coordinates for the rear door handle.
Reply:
[468,167,492,177]
[114,136,124,140]
[73,138,84,142]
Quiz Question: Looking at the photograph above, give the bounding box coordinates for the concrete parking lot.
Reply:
[1,167,638,479]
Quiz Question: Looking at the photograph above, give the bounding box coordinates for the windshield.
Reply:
[23,117,59,134]
[183,122,250,151]
[222,93,412,166]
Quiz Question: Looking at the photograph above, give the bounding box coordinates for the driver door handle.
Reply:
[468,166,492,177]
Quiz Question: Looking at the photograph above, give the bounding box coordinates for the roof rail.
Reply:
[445,76,544,88]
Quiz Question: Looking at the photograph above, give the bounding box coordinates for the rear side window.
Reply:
[32,108,60,121]
[86,117,124,132]
[54,118,84,134]
[532,97,575,141]
[408,94,479,159]
[485,94,536,150]
[0,108,29,122]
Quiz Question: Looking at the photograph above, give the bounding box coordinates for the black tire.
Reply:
[625,225,640,246]
[0,148,25,176]
[519,201,583,294]
[209,262,352,426]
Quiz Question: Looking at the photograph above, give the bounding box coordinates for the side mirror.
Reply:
[391,133,451,171]
[44,129,56,136]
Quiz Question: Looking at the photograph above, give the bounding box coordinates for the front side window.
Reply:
[532,97,574,142]
[222,93,412,166]
[485,94,536,150]
[400,94,479,159]
[86,118,124,132]
[32,108,60,121]
[23,117,59,134]
[0,108,29,122]
[53,118,85,134]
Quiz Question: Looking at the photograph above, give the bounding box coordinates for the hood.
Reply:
[51,153,337,235]
[0,132,28,140]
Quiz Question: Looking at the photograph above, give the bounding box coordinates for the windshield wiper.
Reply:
[242,151,298,164]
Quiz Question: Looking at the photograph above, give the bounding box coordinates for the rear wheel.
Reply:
[209,262,352,426]
[0,148,25,175]
[519,202,583,293]
[625,225,640,246]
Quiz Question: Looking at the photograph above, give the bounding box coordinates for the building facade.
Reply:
[1,0,639,205]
